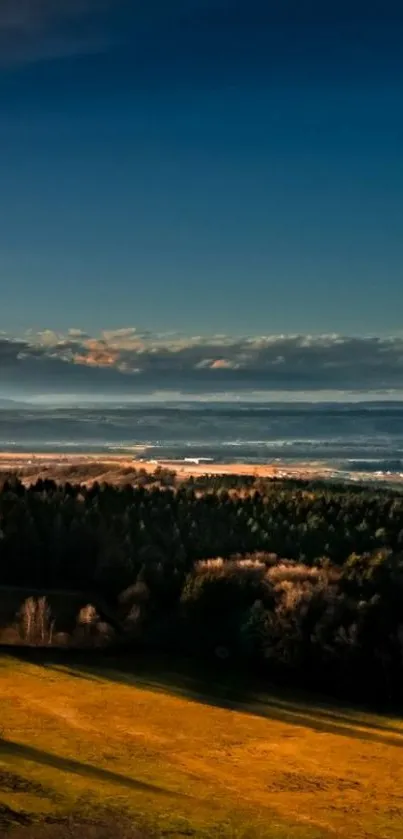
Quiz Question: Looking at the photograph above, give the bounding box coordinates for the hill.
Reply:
[0,653,402,838]
[0,399,31,409]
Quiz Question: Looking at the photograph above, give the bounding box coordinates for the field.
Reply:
[0,453,381,486]
[0,654,403,838]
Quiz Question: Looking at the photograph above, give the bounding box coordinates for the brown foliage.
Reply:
[0,811,148,838]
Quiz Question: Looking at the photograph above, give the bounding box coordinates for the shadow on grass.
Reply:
[71,669,403,749]
[0,738,186,799]
[2,647,403,750]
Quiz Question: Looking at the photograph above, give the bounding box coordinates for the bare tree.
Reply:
[18,597,54,646]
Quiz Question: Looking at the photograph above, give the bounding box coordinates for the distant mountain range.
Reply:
[0,398,32,409]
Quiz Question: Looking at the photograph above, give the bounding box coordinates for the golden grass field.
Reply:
[0,654,403,838]
[1,452,402,490]
[0,452,333,489]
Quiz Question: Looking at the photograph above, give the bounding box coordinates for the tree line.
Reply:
[0,473,402,703]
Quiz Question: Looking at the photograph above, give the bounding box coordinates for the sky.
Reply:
[0,0,403,399]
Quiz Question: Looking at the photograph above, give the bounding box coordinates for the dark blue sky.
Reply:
[1,0,402,336]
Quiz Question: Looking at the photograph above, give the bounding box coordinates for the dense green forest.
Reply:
[0,472,403,703]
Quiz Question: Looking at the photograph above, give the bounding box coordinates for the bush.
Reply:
[0,810,149,838]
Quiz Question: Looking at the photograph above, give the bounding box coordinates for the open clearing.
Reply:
[0,654,403,838]
[0,453,386,487]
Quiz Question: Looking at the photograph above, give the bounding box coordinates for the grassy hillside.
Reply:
[0,654,403,838]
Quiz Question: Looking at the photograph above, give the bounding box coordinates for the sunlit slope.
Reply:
[0,655,403,838]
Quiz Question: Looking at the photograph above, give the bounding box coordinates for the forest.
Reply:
[0,471,402,704]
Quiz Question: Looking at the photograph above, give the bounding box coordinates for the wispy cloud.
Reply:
[0,0,120,65]
[1,329,403,397]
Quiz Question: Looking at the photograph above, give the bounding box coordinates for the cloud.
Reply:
[0,0,219,66]
[0,0,121,65]
[67,328,91,339]
[201,358,240,370]
[2,329,403,397]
